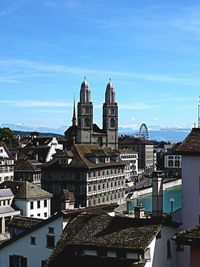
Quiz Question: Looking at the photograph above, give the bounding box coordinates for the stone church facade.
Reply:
[65,79,118,149]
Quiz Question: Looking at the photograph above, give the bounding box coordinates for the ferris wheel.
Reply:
[138,123,149,140]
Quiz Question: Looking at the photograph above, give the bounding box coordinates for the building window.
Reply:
[9,255,27,267]
[30,201,34,209]
[44,212,47,217]
[110,118,115,128]
[44,199,47,207]
[30,236,36,245]
[46,235,55,248]
[37,201,40,209]
[48,227,54,234]
[175,161,180,167]
[37,213,40,217]
[168,160,173,167]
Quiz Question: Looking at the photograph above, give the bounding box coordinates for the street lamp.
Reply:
[170,197,175,213]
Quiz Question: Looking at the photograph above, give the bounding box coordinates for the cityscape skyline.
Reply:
[1,0,200,131]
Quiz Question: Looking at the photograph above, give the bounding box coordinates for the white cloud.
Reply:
[0,59,198,84]
[119,103,160,110]
[0,100,71,108]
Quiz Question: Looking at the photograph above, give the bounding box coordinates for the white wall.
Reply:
[152,226,177,267]
[0,146,9,158]
[145,237,156,267]
[0,216,63,267]
[15,198,51,219]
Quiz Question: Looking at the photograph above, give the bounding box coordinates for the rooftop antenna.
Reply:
[198,96,200,128]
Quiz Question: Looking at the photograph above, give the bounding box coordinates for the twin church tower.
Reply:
[64,79,118,149]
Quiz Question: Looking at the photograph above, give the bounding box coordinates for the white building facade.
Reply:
[0,142,14,183]
[0,213,63,267]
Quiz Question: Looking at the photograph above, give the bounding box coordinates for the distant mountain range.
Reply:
[0,123,190,142]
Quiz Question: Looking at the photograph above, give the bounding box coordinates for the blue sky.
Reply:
[1,0,200,132]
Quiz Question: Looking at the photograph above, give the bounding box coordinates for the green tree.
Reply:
[0,128,19,147]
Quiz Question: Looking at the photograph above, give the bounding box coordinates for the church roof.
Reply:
[64,125,77,136]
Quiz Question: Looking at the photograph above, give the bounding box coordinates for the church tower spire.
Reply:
[103,79,118,149]
[77,78,93,144]
[72,96,76,127]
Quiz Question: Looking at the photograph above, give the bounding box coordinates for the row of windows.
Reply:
[30,199,47,209]
[88,180,124,192]
[0,159,14,165]
[167,160,181,167]
[0,199,11,206]
[88,168,124,178]
[0,176,13,181]
[120,155,137,159]
[88,191,124,206]
[0,166,14,172]
[167,156,181,160]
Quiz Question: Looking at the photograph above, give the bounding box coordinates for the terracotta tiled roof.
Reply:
[177,128,200,155]
[0,181,52,199]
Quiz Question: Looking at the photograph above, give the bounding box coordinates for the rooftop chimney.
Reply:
[134,204,145,219]
[152,171,164,218]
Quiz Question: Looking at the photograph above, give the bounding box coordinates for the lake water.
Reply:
[128,185,182,213]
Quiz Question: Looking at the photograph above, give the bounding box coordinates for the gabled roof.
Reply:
[0,141,13,159]
[175,225,200,246]
[14,159,41,172]
[176,128,200,155]
[165,142,182,155]
[0,188,13,198]
[46,213,160,266]
[17,146,50,163]
[0,181,52,199]
[26,136,54,147]
[8,215,43,230]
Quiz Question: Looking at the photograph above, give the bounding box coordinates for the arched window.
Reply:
[84,117,90,127]
[110,118,115,128]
